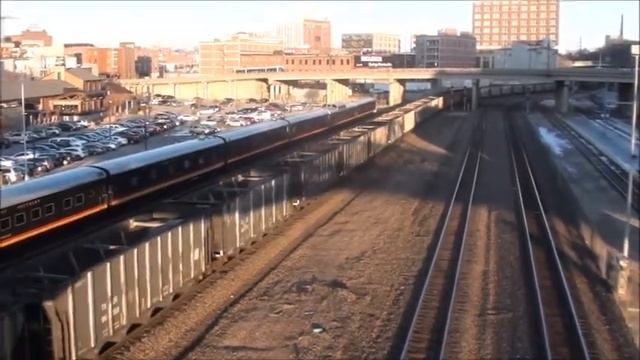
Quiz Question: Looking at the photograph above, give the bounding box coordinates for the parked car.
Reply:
[30,143,62,152]
[49,137,87,147]
[225,119,249,127]
[197,107,220,116]
[55,122,82,132]
[83,143,108,155]
[178,114,199,122]
[12,151,40,160]
[0,156,16,167]
[12,162,46,178]
[0,137,10,148]
[31,156,55,171]
[98,140,119,150]
[62,146,88,159]
[5,131,38,143]
[1,166,23,184]
[55,150,78,163]
[189,125,220,135]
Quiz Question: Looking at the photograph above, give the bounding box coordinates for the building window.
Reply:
[299,59,302,65]
[332,59,336,65]
[340,59,344,65]
[312,59,316,65]
[304,59,308,65]
[326,59,330,65]
[346,59,350,65]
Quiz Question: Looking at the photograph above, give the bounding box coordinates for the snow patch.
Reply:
[537,126,572,156]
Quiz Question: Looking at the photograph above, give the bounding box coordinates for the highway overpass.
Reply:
[118,67,635,109]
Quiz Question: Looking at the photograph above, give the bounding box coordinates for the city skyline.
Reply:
[2,0,639,53]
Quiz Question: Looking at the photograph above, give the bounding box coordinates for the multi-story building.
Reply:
[414,29,477,68]
[199,33,283,75]
[472,0,559,49]
[276,18,332,53]
[63,42,136,79]
[477,39,557,69]
[8,27,53,47]
[341,33,401,54]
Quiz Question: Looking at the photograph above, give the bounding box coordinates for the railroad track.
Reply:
[539,106,639,212]
[508,114,591,360]
[400,116,483,359]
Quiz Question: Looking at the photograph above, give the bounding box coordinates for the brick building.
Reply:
[414,29,477,68]
[199,33,283,75]
[472,0,559,49]
[342,33,401,54]
[63,42,136,79]
[277,18,332,53]
[8,28,53,47]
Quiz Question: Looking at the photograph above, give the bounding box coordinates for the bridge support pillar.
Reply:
[388,79,405,106]
[202,82,209,99]
[172,83,176,98]
[554,80,569,113]
[269,81,292,102]
[325,79,351,104]
[617,82,634,117]
[471,79,480,111]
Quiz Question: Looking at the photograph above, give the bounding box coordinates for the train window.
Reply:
[15,213,26,227]
[150,169,158,180]
[169,165,175,174]
[0,217,10,231]
[88,190,95,198]
[31,208,42,221]
[45,204,55,216]
[63,197,72,210]
[130,177,139,186]
[75,194,85,206]
[198,157,205,165]
[184,159,191,169]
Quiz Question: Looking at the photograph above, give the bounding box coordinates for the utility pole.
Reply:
[21,81,28,181]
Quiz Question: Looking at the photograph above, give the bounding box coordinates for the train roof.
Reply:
[284,109,331,124]
[217,120,287,142]
[0,167,108,209]
[89,137,225,175]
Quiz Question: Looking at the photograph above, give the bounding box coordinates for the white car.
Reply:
[98,124,128,133]
[107,135,128,146]
[0,157,17,167]
[63,146,88,159]
[197,108,219,116]
[225,119,248,127]
[178,114,199,122]
[12,151,40,160]
[4,131,38,143]
[50,137,87,147]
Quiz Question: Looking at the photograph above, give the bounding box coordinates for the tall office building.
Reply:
[472,0,559,49]
[276,18,331,53]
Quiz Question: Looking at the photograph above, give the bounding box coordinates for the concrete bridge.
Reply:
[118,67,635,110]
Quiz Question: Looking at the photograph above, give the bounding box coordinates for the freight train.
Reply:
[0,98,377,248]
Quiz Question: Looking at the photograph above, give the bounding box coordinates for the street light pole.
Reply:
[21,81,28,180]
[622,50,639,260]
[630,52,638,157]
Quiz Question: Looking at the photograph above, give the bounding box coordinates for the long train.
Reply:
[0,82,556,360]
[0,98,377,248]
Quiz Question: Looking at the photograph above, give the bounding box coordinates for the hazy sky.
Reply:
[2,1,638,52]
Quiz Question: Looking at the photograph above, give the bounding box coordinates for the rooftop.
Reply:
[66,68,102,81]
[1,71,78,102]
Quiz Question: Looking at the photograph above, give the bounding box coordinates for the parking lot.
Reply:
[1,99,318,185]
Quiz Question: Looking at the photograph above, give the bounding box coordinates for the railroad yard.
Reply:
[1,86,638,360]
